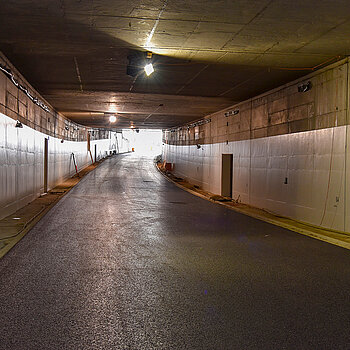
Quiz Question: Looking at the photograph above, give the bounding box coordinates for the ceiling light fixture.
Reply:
[144,52,154,76]
[109,115,117,123]
[144,63,154,76]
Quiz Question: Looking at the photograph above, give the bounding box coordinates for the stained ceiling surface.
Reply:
[0,0,350,129]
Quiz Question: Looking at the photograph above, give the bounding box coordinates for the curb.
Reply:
[155,163,350,250]
[0,157,109,259]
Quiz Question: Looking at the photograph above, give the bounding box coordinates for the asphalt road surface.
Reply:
[1,153,350,349]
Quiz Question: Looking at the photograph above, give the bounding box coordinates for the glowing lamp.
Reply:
[144,63,154,76]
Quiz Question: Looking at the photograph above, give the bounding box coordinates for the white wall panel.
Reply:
[345,125,350,232]
[0,113,124,220]
[163,125,349,232]
[163,60,350,232]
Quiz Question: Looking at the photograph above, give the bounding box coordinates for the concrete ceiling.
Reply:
[0,0,349,129]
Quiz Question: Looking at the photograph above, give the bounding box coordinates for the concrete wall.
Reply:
[0,52,109,141]
[0,113,129,220]
[0,53,133,220]
[163,59,350,232]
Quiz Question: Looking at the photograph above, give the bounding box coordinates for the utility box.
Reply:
[221,154,233,197]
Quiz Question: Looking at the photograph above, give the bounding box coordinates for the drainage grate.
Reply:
[169,201,187,205]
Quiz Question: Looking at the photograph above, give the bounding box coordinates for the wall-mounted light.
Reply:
[109,115,117,123]
[61,139,64,143]
[15,120,23,128]
[196,144,201,149]
[298,81,312,92]
[225,109,239,117]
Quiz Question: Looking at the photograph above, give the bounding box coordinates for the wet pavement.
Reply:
[0,153,350,349]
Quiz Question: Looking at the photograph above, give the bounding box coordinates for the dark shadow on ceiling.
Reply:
[0,4,308,98]
[0,2,325,128]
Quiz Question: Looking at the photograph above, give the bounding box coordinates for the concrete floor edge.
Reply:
[0,156,112,259]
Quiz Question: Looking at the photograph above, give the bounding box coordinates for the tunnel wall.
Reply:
[163,59,350,232]
[0,113,123,220]
[0,53,130,220]
[0,52,109,141]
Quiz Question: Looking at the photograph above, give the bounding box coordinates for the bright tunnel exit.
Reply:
[123,129,162,156]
